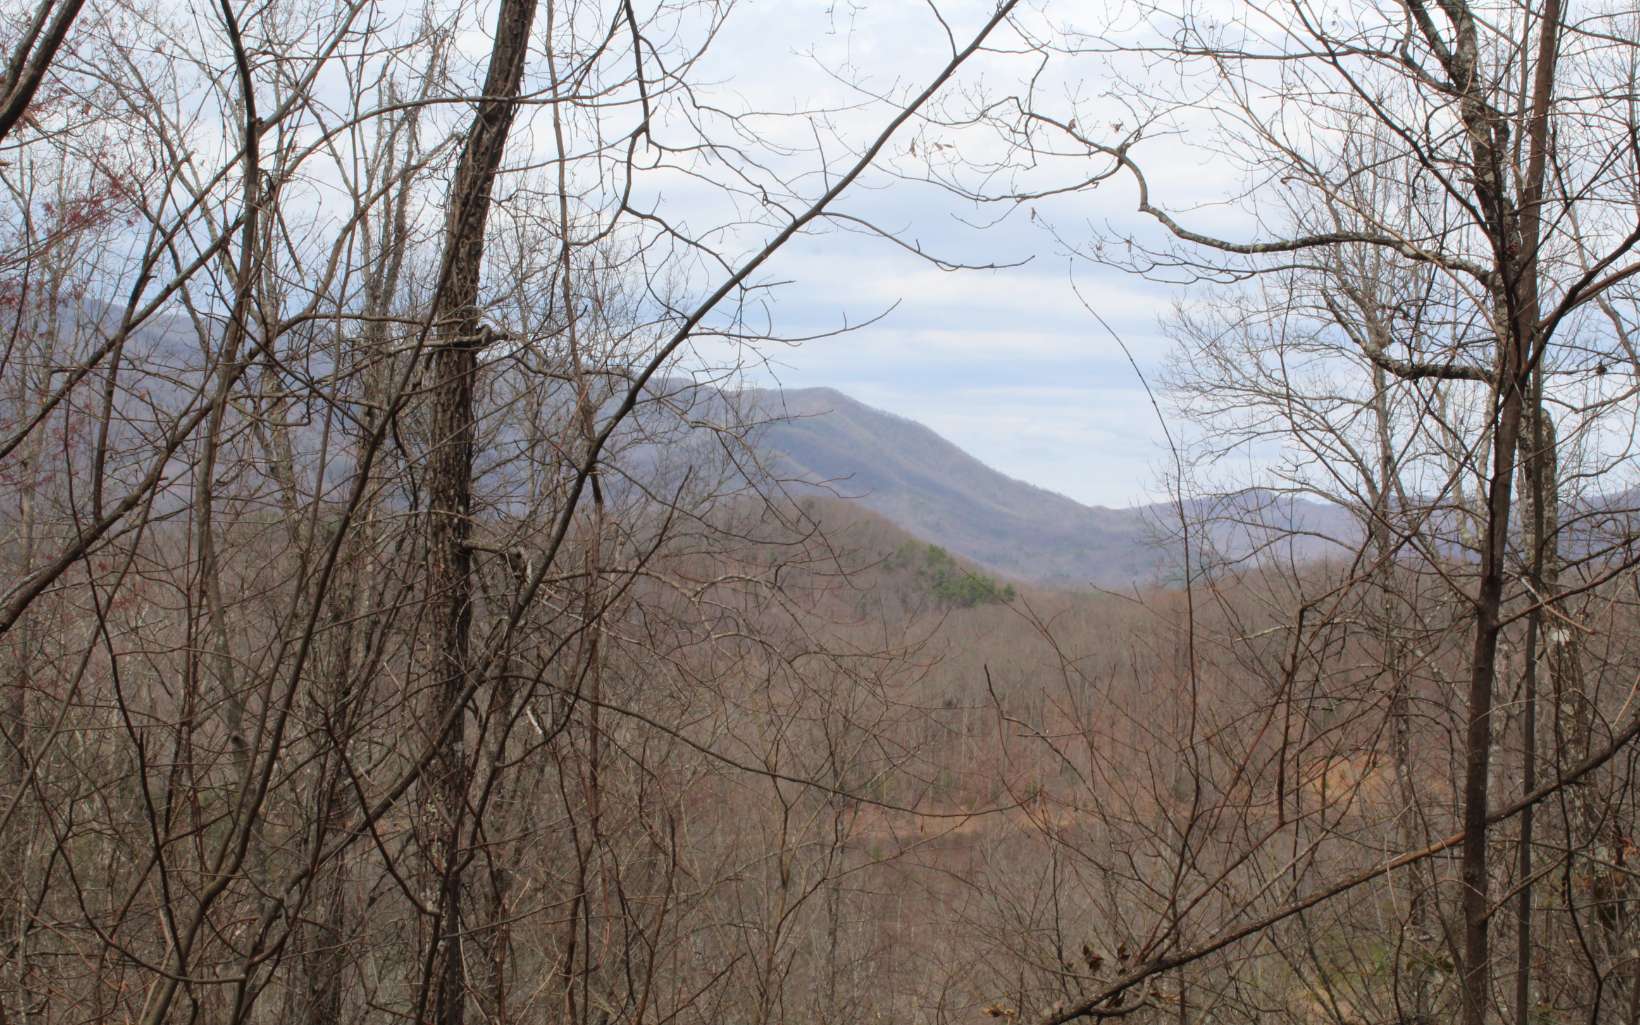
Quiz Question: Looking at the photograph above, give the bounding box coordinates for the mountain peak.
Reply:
[633,378,1357,587]
[735,386,1170,586]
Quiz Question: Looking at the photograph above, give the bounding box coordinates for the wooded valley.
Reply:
[3,1,1640,1023]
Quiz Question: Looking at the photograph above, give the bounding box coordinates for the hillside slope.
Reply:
[743,388,1161,586]
[736,387,1356,588]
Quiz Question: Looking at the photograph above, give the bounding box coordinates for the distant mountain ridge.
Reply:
[724,385,1358,588]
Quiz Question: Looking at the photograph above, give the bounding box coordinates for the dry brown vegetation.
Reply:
[5,1,1640,1024]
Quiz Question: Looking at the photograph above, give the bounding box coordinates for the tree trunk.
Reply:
[1446,2,1560,1020]
[422,1,538,1021]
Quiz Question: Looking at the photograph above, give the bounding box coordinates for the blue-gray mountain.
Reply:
[720,386,1640,589]
[112,312,1631,590]
[677,384,1363,588]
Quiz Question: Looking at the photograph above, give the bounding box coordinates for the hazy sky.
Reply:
[747,225,1185,509]
[684,0,1214,509]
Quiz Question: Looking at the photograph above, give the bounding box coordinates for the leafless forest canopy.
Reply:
[4,0,1640,1023]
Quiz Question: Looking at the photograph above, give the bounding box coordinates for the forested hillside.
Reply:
[3,1,1640,1025]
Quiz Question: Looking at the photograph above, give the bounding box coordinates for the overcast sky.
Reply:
[674,0,1218,509]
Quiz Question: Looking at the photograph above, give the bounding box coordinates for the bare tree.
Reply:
[925,1,1640,1022]
[0,1,1025,1022]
